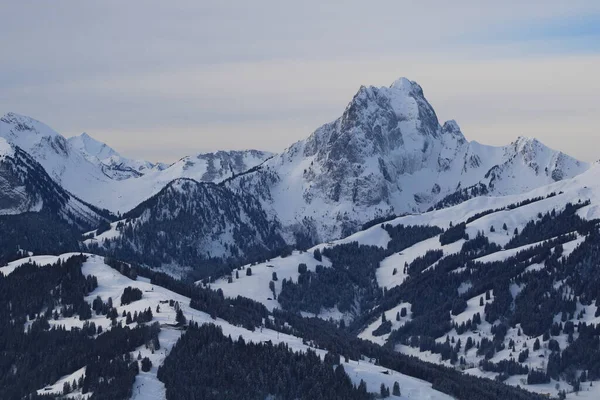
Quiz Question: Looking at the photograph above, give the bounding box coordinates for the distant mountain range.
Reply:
[0,112,273,213]
[0,78,588,269]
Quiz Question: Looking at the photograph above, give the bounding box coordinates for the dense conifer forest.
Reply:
[158,323,372,400]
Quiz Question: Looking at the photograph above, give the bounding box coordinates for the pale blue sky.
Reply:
[1,1,599,162]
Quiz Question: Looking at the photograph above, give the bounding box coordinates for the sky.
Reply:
[1,1,599,163]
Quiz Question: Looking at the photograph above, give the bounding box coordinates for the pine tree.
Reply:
[141,357,152,372]
[298,263,308,274]
[380,383,388,398]
[392,381,401,396]
[313,248,322,262]
[358,380,367,394]
[176,309,186,325]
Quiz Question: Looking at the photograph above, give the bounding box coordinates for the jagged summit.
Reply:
[390,76,417,90]
[441,119,462,135]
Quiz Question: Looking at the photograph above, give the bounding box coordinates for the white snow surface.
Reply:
[210,250,332,313]
[0,137,14,157]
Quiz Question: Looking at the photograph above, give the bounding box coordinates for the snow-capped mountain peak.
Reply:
[0,112,70,158]
[0,112,61,139]
[228,77,588,242]
[69,131,120,160]
[67,131,161,180]
[441,119,465,138]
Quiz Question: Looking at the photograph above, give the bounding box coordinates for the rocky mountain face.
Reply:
[227,78,587,242]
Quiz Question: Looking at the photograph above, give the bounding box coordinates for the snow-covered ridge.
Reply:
[0,112,272,213]
[214,161,600,315]
[68,132,163,180]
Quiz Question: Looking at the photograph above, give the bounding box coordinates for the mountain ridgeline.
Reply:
[84,178,287,278]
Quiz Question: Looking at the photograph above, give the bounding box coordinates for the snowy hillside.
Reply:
[214,163,600,399]
[227,78,588,243]
[0,253,459,400]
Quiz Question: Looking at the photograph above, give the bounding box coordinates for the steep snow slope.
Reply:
[228,78,587,242]
[0,112,272,213]
[68,132,165,180]
[0,137,110,228]
[1,254,453,400]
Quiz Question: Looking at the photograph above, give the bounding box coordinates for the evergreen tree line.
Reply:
[157,323,372,400]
